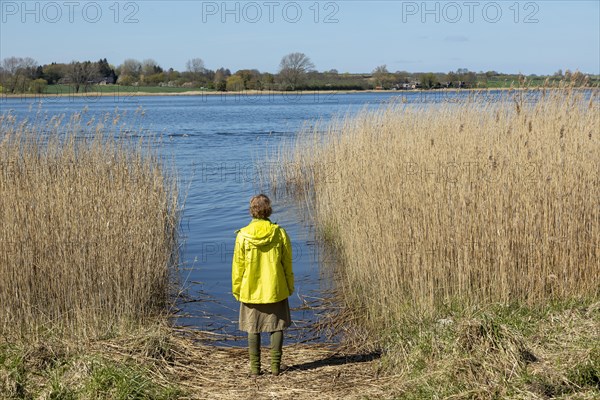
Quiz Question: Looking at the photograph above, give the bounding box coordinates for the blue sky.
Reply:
[1,0,599,74]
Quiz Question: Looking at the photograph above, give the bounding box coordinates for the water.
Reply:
[0,89,520,344]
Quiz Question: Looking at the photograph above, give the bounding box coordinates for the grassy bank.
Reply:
[374,301,600,398]
[0,325,183,399]
[1,306,598,399]
[268,87,599,397]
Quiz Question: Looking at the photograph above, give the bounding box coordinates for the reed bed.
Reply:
[0,108,179,338]
[269,87,599,331]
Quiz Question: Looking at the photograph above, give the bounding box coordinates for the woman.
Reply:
[232,194,294,376]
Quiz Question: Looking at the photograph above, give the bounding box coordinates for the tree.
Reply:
[145,72,165,86]
[235,69,261,90]
[97,58,112,77]
[1,57,22,92]
[142,59,162,76]
[262,73,275,90]
[186,58,206,75]
[93,58,117,84]
[2,57,21,77]
[420,72,438,89]
[29,78,48,94]
[447,71,457,84]
[451,68,476,88]
[394,70,410,84]
[214,67,230,91]
[1,57,38,93]
[278,52,314,90]
[42,63,66,84]
[463,71,477,87]
[226,75,244,91]
[165,68,181,84]
[139,59,162,85]
[372,65,394,88]
[118,75,136,86]
[67,61,99,93]
[118,59,142,84]
[34,66,44,79]
[186,58,206,84]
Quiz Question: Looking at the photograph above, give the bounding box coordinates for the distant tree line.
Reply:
[0,53,596,95]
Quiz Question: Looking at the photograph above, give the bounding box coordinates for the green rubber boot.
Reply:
[270,331,283,376]
[248,333,261,376]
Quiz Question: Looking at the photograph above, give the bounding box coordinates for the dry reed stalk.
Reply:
[0,108,179,338]
[268,87,599,331]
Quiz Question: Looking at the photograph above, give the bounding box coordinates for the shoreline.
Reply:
[2,86,594,100]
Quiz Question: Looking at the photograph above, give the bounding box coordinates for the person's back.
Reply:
[232,194,294,376]
[233,218,294,304]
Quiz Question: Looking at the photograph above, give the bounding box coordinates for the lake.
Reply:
[0,89,519,344]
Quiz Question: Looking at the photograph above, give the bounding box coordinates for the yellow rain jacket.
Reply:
[232,218,294,304]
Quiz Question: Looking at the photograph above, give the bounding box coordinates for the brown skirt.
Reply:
[239,298,291,333]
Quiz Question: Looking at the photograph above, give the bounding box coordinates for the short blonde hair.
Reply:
[250,194,272,219]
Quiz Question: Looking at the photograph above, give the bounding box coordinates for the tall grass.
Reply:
[269,87,599,331]
[0,109,179,338]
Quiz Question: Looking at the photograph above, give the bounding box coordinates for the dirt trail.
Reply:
[169,339,400,400]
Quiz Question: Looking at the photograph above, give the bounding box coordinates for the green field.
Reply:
[42,84,209,95]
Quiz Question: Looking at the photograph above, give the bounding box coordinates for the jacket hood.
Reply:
[238,219,278,247]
